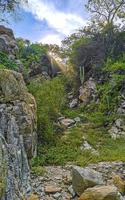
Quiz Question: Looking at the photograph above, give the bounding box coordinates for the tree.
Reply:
[0,0,27,12]
[0,0,28,22]
[86,0,125,27]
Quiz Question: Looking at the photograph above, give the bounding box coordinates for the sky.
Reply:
[8,0,88,45]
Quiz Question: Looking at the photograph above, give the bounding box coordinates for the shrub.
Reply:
[28,76,66,143]
[0,52,18,70]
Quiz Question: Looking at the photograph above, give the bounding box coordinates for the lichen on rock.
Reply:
[0,69,37,200]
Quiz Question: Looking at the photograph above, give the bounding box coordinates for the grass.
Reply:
[28,76,66,143]
[29,59,125,168]
[31,124,125,167]
[31,166,46,176]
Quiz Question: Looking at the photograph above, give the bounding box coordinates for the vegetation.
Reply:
[31,124,125,166]
[0,52,18,70]
[16,38,49,73]
[0,0,27,22]
[1,0,125,169]
[28,76,66,143]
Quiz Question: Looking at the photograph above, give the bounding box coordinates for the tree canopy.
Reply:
[86,0,125,27]
[0,0,27,12]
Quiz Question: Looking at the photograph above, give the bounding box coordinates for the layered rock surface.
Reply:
[0,25,19,59]
[0,69,37,200]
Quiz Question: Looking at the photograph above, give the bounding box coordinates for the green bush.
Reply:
[28,76,66,143]
[31,166,46,176]
[0,52,18,70]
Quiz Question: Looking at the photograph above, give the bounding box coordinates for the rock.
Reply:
[0,136,8,199]
[74,117,81,123]
[59,118,75,128]
[108,126,119,139]
[68,185,76,197]
[115,119,123,128]
[45,186,62,194]
[69,99,78,108]
[67,92,74,100]
[80,141,99,155]
[0,70,37,200]
[53,192,61,199]
[72,166,104,196]
[112,174,125,195]
[78,185,120,200]
[79,78,96,104]
[81,141,93,150]
[0,26,19,59]
[28,194,40,200]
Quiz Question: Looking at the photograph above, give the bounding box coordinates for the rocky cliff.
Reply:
[0,69,37,200]
[0,25,18,59]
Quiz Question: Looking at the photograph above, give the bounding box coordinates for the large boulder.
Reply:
[79,78,97,104]
[72,166,104,196]
[78,185,120,200]
[0,69,37,200]
[0,25,19,59]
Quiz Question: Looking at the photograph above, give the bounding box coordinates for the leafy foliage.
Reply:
[0,52,18,70]
[16,38,49,72]
[28,76,66,143]
[86,0,125,27]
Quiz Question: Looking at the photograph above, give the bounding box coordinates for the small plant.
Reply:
[80,66,85,85]
[0,52,18,70]
[28,76,66,143]
[31,166,46,176]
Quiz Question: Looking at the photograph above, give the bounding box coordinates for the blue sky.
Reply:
[9,0,88,45]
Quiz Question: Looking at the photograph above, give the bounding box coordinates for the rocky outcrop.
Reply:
[79,78,97,104]
[108,100,125,139]
[72,166,104,196]
[0,26,19,59]
[78,185,120,200]
[0,69,37,200]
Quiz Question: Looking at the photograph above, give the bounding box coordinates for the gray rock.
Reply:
[72,166,104,196]
[74,117,81,123]
[0,70,37,200]
[0,26,19,59]
[115,119,123,128]
[69,99,78,108]
[59,118,75,128]
[53,192,61,199]
[79,78,97,104]
[68,185,76,197]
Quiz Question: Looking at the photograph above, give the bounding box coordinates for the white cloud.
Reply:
[22,0,87,44]
[40,33,63,45]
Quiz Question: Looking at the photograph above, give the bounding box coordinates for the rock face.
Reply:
[0,69,37,200]
[79,78,97,104]
[72,166,104,196]
[59,118,76,128]
[78,185,120,200]
[0,25,19,59]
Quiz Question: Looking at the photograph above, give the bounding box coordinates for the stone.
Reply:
[115,119,123,128]
[59,118,75,128]
[72,166,104,196]
[53,192,61,199]
[68,185,76,197]
[78,185,120,200]
[81,141,93,150]
[28,194,40,200]
[74,117,81,123]
[45,186,62,194]
[0,26,19,59]
[0,70,37,200]
[108,126,119,139]
[112,174,125,195]
[69,99,78,108]
[79,78,96,104]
